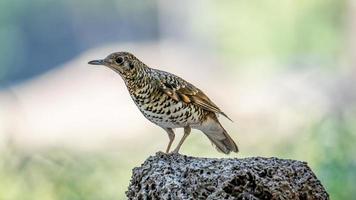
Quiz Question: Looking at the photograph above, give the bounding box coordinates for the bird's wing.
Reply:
[153,70,232,121]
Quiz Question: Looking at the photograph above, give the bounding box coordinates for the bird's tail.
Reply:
[200,114,238,154]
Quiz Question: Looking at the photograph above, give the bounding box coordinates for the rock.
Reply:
[126,152,329,200]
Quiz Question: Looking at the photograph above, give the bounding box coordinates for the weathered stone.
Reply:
[126,152,329,200]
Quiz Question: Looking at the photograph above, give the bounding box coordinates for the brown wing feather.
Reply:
[189,88,233,121]
[154,71,232,121]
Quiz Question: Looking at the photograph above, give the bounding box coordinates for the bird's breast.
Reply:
[130,87,203,128]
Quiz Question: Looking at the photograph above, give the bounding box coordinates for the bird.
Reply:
[88,52,238,154]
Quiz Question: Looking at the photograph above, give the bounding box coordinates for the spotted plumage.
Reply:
[88,52,238,154]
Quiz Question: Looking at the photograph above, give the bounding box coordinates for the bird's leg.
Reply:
[164,128,175,153]
[172,126,191,154]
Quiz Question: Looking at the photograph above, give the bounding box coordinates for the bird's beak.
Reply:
[88,59,105,65]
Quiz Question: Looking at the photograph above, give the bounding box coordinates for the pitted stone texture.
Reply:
[126,152,329,200]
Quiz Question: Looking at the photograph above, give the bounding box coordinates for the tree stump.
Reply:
[126,152,329,200]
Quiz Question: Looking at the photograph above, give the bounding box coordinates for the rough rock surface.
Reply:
[126,152,329,200]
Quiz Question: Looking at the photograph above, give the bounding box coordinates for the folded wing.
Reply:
[153,70,232,121]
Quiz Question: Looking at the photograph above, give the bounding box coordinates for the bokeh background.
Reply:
[0,0,355,199]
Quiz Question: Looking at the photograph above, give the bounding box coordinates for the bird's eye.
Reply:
[129,63,134,69]
[115,57,124,64]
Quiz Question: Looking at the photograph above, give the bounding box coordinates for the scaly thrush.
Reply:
[89,52,238,154]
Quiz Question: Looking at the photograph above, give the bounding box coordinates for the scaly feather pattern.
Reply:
[88,52,238,154]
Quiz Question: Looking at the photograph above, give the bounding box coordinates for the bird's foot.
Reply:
[157,150,179,156]
[158,150,174,155]
[169,149,180,155]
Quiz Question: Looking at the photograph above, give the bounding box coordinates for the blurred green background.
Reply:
[0,0,355,199]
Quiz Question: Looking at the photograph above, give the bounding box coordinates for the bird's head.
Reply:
[88,52,144,79]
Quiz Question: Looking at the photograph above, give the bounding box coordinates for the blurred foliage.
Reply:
[309,114,356,200]
[0,0,158,84]
[212,0,347,67]
[276,110,356,200]
[0,145,135,200]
